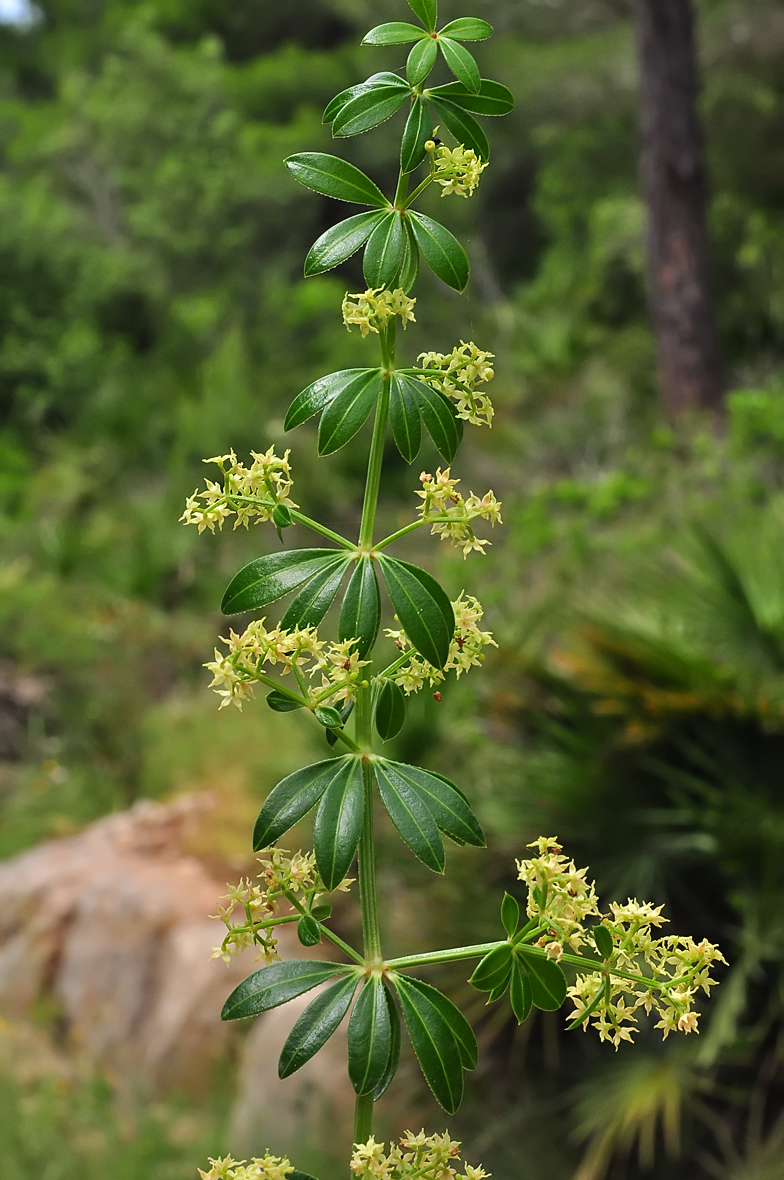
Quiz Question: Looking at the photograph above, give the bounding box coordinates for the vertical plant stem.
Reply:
[352,319,395,1152]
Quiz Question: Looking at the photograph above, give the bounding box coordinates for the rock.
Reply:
[0,794,261,1095]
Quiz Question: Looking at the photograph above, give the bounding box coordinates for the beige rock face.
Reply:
[0,795,258,1095]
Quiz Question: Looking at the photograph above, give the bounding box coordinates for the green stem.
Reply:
[358,323,395,550]
[403,173,433,207]
[385,941,504,970]
[227,497,353,549]
[320,924,366,967]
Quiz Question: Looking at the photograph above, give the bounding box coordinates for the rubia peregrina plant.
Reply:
[183,3,725,1177]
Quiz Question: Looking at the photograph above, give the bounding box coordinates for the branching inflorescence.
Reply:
[183,3,724,1176]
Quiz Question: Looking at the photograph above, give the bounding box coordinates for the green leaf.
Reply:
[406,37,438,88]
[363,21,428,44]
[428,95,489,161]
[348,977,393,1096]
[438,38,481,94]
[374,758,445,872]
[297,914,322,947]
[314,756,365,890]
[438,17,493,40]
[500,892,520,938]
[290,1172,320,1180]
[397,219,420,293]
[377,554,454,668]
[408,212,470,292]
[318,370,383,456]
[314,705,344,729]
[394,974,463,1114]
[404,375,462,462]
[222,960,350,1021]
[305,210,386,277]
[401,96,433,174]
[509,957,533,1024]
[326,699,355,748]
[487,972,511,1004]
[286,369,380,432]
[338,556,380,660]
[222,549,339,615]
[323,73,405,124]
[333,85,410,139]
[280,557,350,630]
[425,78,514,117]
[272,504,292,530]
[278,973,359,1078]
[593,924,614,960]
[377,760,484,847]
[252,756,353,850]
[374,985,401,1099]
[517,951,568,1011]
[363,212,405,288]
[400,976,477,1069]
[266,689,304,713]
[390,373,422,463]
[375,680,406,741]
[406,0,437,33]
[286,152,388,207]
[311,902,332,919]
[470,944,512,992]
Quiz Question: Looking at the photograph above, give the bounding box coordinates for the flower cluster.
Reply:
[204,621,368,711]
[199,1154,293,1180]
[181,448,296,534]
[342,288,416,337]
[385,594,497,696]
[515,839,726,1049]
[417,342,495,427]
[351,1132,488,1180]
[211,848,330,964]
[416,468,502,557]
[426,140,488,199]
[516,837,600,957]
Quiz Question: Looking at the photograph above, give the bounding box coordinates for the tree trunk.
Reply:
[635,0,724,415]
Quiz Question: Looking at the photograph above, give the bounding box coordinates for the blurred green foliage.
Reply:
[1,0,784,1176]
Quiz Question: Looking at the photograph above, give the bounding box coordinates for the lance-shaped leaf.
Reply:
[376,760,484,847]
[407,37,438,88]
[338,556,380,660]
[397,219,420,293]
[278,973,359,1078]
[318,369,383,456]
[222,959,351,1021]
[253,756,354,850]
[374,758,445,872]
[286,152,388,206]
[409,377,463,462]
[305,209,386,277]
[394,973,464,1114]
[516,950,568,1011]
[348,977,393,1095]
[375,679,406,741]
[438,37,481,94]
[390,373,422,463]
[374,985,401,1099]
[401,96,433,173]
[407,0,436,32]
[425,78,514,117]
[222,549,339,615]
[280,556,351,630]
[428,95,489,161]
[400,976,478,1069]
[470,944,512,992]
[377,554,454,668]
[509,957,533,1024]
[333,83,411,139]
[324,73,406,124]
[363,212,405,288]
[500,892,520,938]
[314,756,364,890]
[266,689,304,713]
[409,212,470,292]
[438,17,493,40]
[286,369,381,432]
[363,21,428,44]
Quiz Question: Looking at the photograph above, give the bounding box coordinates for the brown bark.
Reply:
[635,0,724,415]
